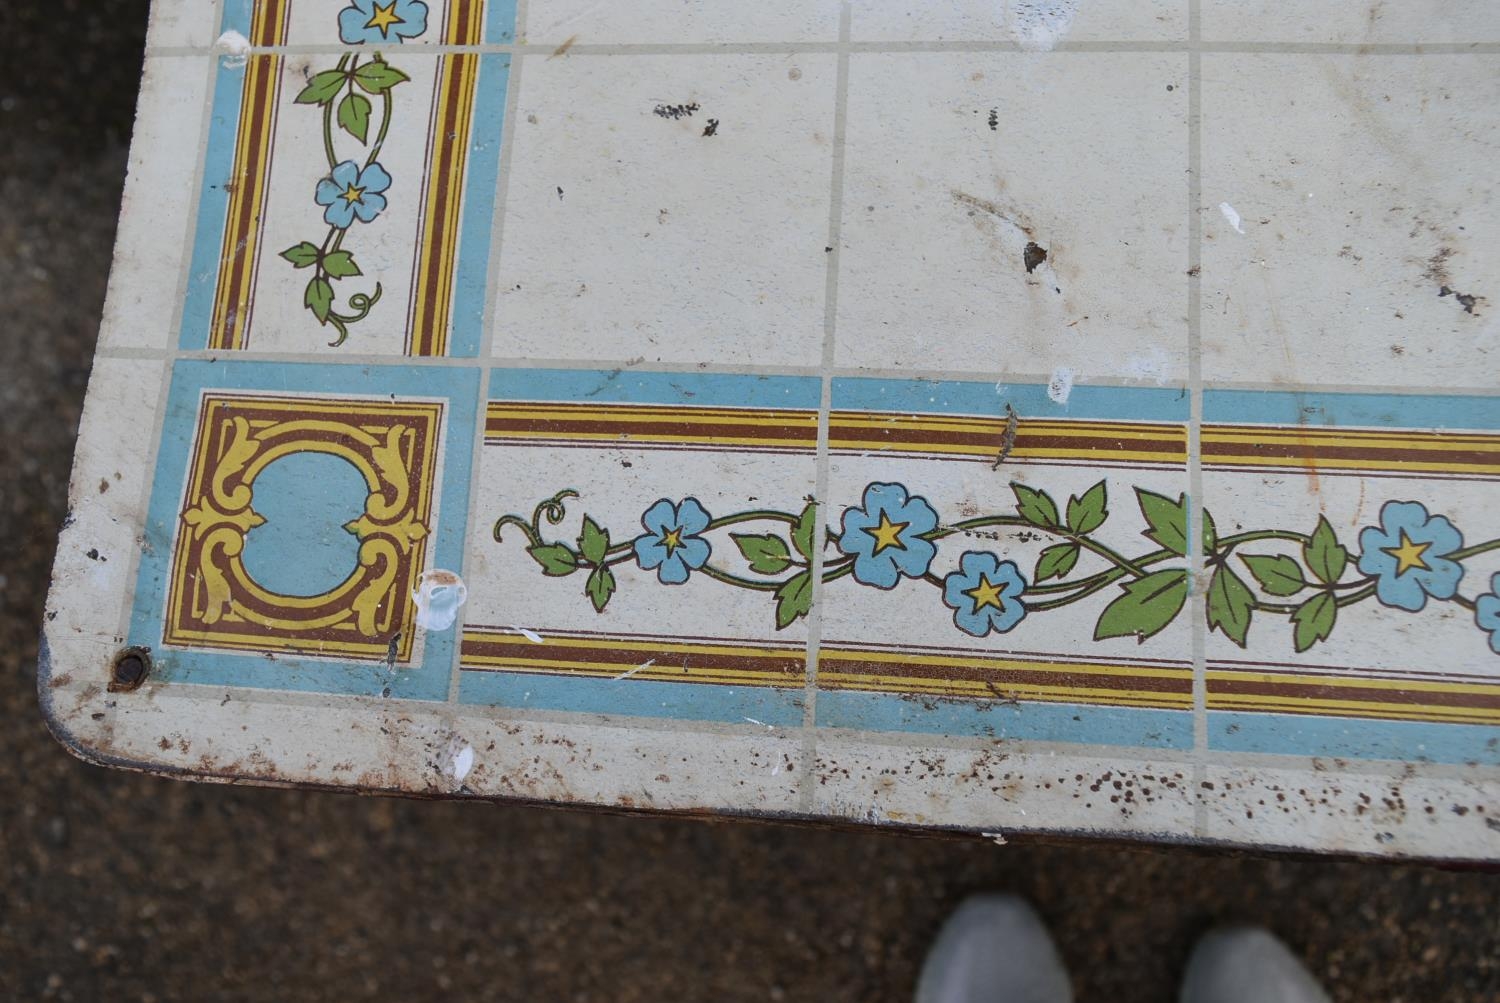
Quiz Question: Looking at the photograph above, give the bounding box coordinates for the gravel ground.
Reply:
[3,5,1498,1000]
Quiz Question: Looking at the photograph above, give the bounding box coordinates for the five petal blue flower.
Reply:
[837,482,939,589]
[633,498,712,584]
[942,551,1028,637]
[315,160,392,229]
[1356,500,1464,612]
[339,0,429,45]
[1475,573,1500,656]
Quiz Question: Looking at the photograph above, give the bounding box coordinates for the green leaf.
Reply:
[322,250,362,279]
[791,501,818,562]
[337,91,372,143]
[585,565,616,612]
[1240,554,1307,597]
[295,69,349,106]
[1304,515,1349,585]
[1201,507,1219,553]
[1292,592,1337,653]
[733,533,792,575]
[1012,484,1060,528]
[1066,481,1108,535]
[279,241,321,268]
[353,58,411,94]
[304,277,334,324]
[1034,543,1080,582]
[527,544,577,577]
[1135,489,1188,556]
[774,571,814,630]
[1206,565,1255,648]
[578,516,609,565]
[1094,569,1188,644]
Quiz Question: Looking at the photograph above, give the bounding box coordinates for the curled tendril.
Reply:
[532,490,580,538]
[492,514,540,547]
[325,283,384,347]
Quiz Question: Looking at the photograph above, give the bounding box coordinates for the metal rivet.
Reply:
[109,647,152,692]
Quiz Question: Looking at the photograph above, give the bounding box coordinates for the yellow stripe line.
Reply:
[820,650,1191,681]
[1207,670,1500,697]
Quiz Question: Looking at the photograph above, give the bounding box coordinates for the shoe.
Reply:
[1179,927,1331,1003]
[915,894,1072,1003]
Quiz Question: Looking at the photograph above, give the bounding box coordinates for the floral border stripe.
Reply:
[486,401,820,452]
[818,645,1192,710]
[829,411,1186,466]
[407,0,485,354]
[208,1,290,350]
[1206,669,1500,725]
[1202,425,1500,479]
[461,627,805,687]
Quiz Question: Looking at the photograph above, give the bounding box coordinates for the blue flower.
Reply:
[315,161,392,229]
[633,498,712,584]
[339,0,429,44]
[1356,500,1464,612]
[837,482,939,589]
[1475,573,1500,656]
[942,552,1028,637]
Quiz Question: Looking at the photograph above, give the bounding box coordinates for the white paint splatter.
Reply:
[614,658,655,681]
[743,717,776,731]
[412,569,467,630]
[1008,0,1080,52]
[450,744,474,783]
[508,624,544,644]
[1046,367,1075,405]
[215,29,251,68]
[982,830,1009,846]
[1218,202,1246,234]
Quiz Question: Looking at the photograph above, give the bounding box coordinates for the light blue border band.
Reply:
[485,0,519,42]
[459,672,807,727]
[128,359,479,700]
[1209,711,1500,766]
[816,690,1194,749]
[1204,389,1500,430]
[492,368,824,409]
[448,52,511,357]
[833,377,1189,422]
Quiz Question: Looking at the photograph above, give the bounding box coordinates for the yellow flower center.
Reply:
[365,2,405,35]
[862,511,909,554]
[1382,530,1432,576]
[963,573,1008,612]
[341,183,366,205]
[661,527,683,555]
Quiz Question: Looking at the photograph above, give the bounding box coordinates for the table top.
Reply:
[41,0,1500,860]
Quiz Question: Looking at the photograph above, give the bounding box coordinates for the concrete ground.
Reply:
[3,4,1497,1000]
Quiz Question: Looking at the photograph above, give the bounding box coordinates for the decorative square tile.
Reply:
[850,0,1186,45]
[816,378,1194,749]
[1199,54,1500,390]
[182,3,516,355]
[1200,388,1500,765]
[524,0,842,45]
[492,53,838,368]
[460,369,820,724]
[836,52,1189,380]
[1201,1,1500,44]
[128,360,479,700]
[229,0,518,48]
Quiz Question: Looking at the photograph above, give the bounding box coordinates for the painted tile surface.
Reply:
[40,0,1500,859]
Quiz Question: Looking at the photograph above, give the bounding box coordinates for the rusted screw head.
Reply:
[109,647,152,692]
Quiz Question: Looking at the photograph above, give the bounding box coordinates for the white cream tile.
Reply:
[98,56,213,351]
[836,52,1189,379]
[1202,1,1500,45]
[1200,54,1500,389]
[147,0,223,49]
[493,54,837,367]
[851,0,1186,46]
[524,0,843,45]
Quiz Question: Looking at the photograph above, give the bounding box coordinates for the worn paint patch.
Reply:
[1046,367,1075,405]
[412,569,467,631]
[215,29,249,68]
[1008,1,1081,52]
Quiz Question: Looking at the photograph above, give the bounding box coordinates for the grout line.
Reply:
[448,0,530,708]
[799,0,853,814]
[1187,0,1210,840]
[154,40,1500,58]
